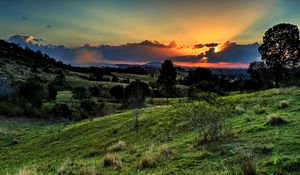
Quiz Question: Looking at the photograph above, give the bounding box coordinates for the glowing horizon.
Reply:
[1,0,300,68]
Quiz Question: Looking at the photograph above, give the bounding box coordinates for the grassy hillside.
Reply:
[1,88,300,174]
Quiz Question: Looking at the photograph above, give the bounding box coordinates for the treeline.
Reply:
[0,39,149,76]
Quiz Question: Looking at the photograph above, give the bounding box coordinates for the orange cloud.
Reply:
[174,61,249,68]
[75,49,106,64]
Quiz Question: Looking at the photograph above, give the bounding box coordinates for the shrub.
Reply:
[124,81,150,108]
[266,115,288,126]
[72,87,91,100]
[235,104,245,114]
[18,78,48,107]
[189,92,218,104]
[80,100,97,113]
[18,166,37,175]
[239,154,257,175]
[89,86,101,97]
[111,76,119,82]
[109,85,124,100]
[47,83,58,100]
[278,100,289,109]
[57,159,80,175]
[108,140,127,152]
[138,154,157,169]
[185,102,232,144]
[52,104,71,119]
[254,106,266,114]
[80,166,93,175]
[103,153,122,169]
[245,115,254,122]
[159,145,175,158]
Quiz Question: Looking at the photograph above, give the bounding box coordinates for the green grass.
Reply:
[1,88,300,174]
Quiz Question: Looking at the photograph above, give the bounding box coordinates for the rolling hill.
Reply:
[1,88,299,174]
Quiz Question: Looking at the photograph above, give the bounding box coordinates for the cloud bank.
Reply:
[7,35,260,68]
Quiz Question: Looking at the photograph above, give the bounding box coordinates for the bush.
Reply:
[278,100,289,109]
[80,167,93,175]
[185,102,232,144]
[57,159,80,175]
[239,154,257,175]
[52,104,71,119]
[17,166,37,175]
[159,145,175,158]
[254,106,266,114]
[109,85,124,100]
[80,100,97,113]
[266,115,288,126]
[189,92,218,104]
[111,76,119,82]
[245,115,254,122]
[18,78,48,107]
[235,104,245,114]
[47,83,58,100]
[72,87,91,100]
[89,86,101,97]
[103,153,122,169]
[108,140,127,152]
[124,81,150,108]
[138,154,157,169]
[0,100,24,117]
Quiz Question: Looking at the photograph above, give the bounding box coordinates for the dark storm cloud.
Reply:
[7,35,260,65]
[206,43,260,63]
[172,43,260,64]
[204,43,219,47]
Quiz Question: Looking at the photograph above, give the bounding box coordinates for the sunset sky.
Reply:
[1,0,300,68]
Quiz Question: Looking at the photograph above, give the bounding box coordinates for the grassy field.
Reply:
[1,88,300,174]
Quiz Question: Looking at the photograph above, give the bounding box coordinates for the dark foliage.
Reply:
[109,85,125,100]
[88,86,101,97]
[80,100,97,115]
[72,87,91,100]
[47,83,58,100]
[124,81,150,108]
[51,104,71,119]
[259,23,300,87]
[17,78,48,107]
[111,76,119,82]
[185,68,212,85]
[157,59,177,87]
[53,70,67,90]
[247,61,272,90]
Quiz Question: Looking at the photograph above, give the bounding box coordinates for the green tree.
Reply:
[259,23,300,87]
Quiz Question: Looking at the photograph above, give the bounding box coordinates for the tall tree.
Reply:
[157,59,177,102]
[259,23,300,87]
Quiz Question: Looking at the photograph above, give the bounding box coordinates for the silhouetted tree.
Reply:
[259,23,300,87]
[124,81,150,108]
[109,85,125,100]
[186,68,212,85]
[157,60,177,102]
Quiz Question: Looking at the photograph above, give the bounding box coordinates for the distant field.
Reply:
[112,72,156,82]
[1,88,300,174]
